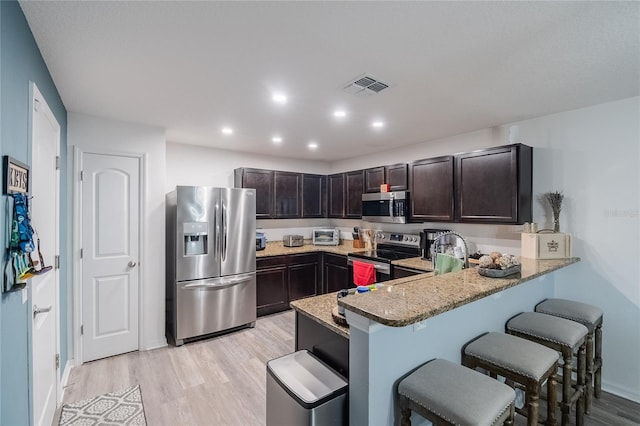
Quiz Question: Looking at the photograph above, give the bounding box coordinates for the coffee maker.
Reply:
[420,229,450,260]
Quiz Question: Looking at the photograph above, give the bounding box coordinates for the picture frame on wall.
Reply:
[3,155,30,195]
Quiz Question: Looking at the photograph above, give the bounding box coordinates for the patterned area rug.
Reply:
[59,384,147,426]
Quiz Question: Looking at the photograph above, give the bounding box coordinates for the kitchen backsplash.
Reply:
[256,218,523,255]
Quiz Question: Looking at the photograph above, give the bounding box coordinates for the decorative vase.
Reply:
[553,213,560,233]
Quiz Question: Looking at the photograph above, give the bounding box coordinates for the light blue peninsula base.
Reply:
[341,258,580,425]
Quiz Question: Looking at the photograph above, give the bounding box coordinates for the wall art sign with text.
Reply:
[3,156,30,195]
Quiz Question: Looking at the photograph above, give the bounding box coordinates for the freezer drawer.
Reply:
[175,272,256,342]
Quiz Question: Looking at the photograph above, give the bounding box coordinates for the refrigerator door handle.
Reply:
[182,273,255,290]
[221,199,227,261]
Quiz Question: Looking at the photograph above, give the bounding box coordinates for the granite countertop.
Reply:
[290,293,350,338]
[392,257,433,271]
[338,257,580,327]
[256,240,361,257]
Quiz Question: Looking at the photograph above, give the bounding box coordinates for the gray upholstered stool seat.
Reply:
[398,358,516,426]
[463,332,559,426]
[536,298,603,413]
[507,312,588,426]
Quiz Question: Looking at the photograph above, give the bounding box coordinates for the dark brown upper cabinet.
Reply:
[365,164,408,193]
[386,163,408,191]
[328,173,345,218]
[409,156,454,222]
[274,171,302,218]
[455,144,532,224]
[365,166,385,193]
[345,170,364,218]
[234,168,274,218]
[302,174,326,218]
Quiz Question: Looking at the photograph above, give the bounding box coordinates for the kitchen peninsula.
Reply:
[291,256,580,426]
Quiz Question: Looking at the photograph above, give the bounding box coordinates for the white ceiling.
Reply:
[19,1,640,161]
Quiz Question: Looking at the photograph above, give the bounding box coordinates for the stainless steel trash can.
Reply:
[266,350,348,426]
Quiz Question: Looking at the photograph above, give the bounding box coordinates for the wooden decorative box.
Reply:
[521,232,572,259]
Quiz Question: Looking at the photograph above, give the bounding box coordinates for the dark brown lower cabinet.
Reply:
[288,254,319,301]
[323,253,349,293]
[296,311,349,378]
[393,265,426,279]
[257,253,321,316]
[256,257,288,316]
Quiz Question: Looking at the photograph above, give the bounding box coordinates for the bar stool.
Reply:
[398,358,516,426]
[507,312,588,426]
[462,332,559,426]
[535,298,603,414]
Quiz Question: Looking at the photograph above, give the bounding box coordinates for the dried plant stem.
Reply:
[545,191,564,232]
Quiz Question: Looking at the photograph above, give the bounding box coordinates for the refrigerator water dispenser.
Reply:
[183,222,208,256]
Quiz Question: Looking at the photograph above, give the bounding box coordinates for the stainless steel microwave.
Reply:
[362,191,409,224]
[312,228,340,246]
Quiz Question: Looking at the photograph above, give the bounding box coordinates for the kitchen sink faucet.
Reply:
[432,231,470,269]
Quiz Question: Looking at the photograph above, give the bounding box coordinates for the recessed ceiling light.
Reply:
[272,93,288,104]
[272,136,282,144]
[221,127,234,135]
[333,110,347,118]
[372,121,385,128]
[308,142,318,150]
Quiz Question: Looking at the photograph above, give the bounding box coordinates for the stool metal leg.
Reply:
[594,324,603,399]
[547,371,558,426]
[585,331,594,414]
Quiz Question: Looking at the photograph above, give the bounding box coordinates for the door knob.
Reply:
[128,261,137,268]
[33,304,52,318]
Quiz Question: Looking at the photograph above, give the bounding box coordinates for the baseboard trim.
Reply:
[141,338,168,351]
[59,359,74,404]
[603,379,640,404]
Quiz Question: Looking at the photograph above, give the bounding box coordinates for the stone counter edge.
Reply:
[338,257,581,327]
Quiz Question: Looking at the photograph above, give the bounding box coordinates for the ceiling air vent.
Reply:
[343,73,391,97]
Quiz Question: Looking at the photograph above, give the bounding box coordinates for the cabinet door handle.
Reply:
[128,261,137,268]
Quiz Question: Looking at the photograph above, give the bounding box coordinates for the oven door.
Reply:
[346,256,392,286]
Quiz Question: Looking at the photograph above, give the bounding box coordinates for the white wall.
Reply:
[68,112,167,351]
[165,142,330,191]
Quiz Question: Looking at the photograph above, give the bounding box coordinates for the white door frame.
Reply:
[29,82,61,423]
[72,147,146,364]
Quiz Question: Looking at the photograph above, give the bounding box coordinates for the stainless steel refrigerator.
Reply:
[166,186,256,346]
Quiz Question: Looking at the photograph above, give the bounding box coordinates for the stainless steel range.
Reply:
[347,231,422,284]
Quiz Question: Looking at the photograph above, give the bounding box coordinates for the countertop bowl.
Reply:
[477,265,521,278]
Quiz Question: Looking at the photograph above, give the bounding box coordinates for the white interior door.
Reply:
[81,153,140,362]
[30,84,60,426]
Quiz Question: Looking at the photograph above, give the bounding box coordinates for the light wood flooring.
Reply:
[56,311,639,425]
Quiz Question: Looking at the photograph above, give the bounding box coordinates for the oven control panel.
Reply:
[376,231,420,247]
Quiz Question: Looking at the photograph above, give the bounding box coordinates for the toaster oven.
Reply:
[312,228,340,246]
